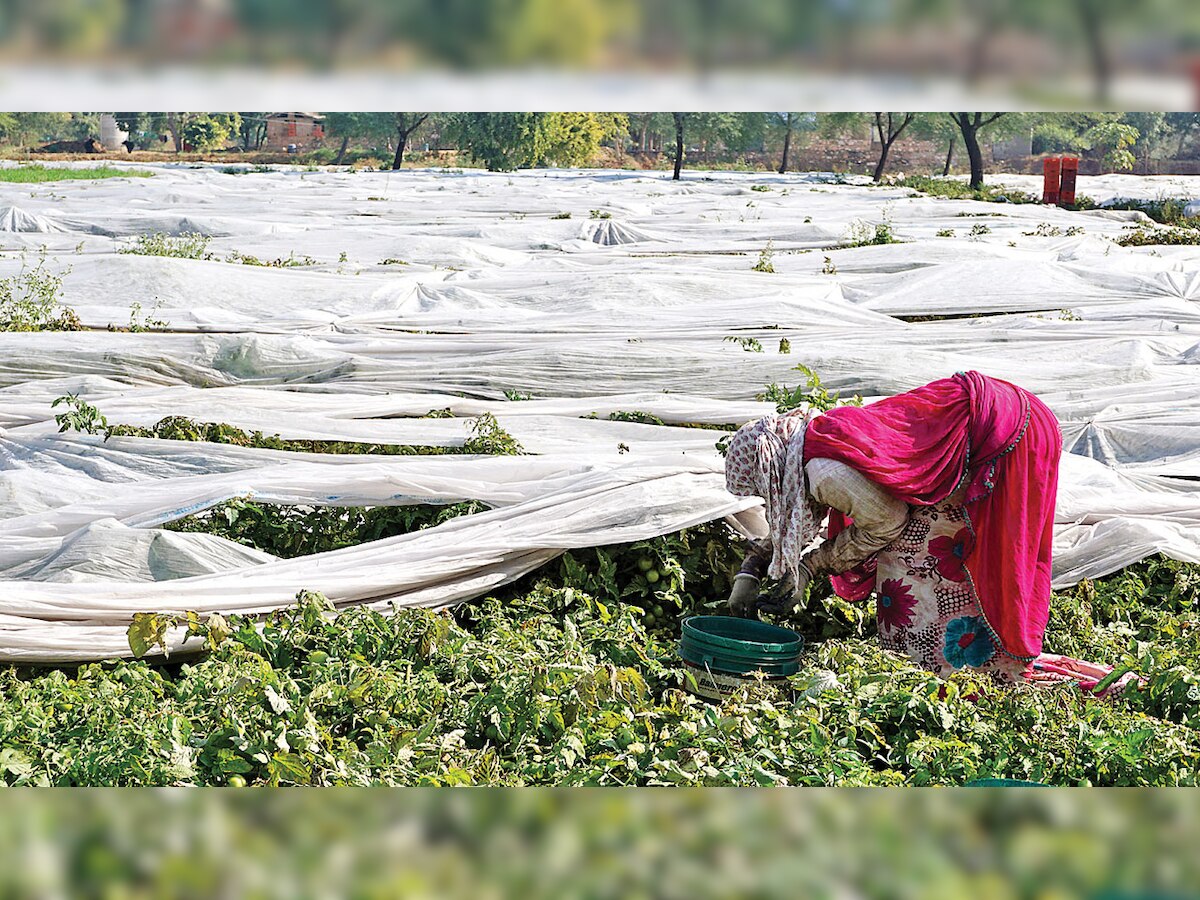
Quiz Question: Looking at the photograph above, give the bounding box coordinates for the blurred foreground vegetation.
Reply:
[0,789,1198,899]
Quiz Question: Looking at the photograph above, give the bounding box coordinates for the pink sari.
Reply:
[803,371,1059,661]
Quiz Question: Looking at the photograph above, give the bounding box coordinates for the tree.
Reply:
[766,113,814,175]
[908,114,963,176]
[237,113,269,152]
[671,113,686,180]
[322,113,397,164]
[777,113,796,174]
[391,113,430,170]
[445,113,550,171]
[816,112,871,141]
[1121,112,1167,169]
[870,113,916,182]
[324,113,369,164]
[1083,121,1140,173]
[815,112,914,181]
[948,113,1011,188]
[180,113,240,152]
[1165,113,1200,159]
[666,113,744,179]
[0,113,92,147]
[540,113,628,167]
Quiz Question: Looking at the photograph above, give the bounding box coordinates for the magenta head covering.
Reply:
[724,409,825,587]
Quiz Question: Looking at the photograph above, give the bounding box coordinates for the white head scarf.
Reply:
[724,410,825,586]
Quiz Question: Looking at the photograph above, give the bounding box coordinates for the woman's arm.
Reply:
[801,457,909,577]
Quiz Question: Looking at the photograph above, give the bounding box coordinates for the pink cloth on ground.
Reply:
[802,370,1061,661]
[1030,653,1144,699]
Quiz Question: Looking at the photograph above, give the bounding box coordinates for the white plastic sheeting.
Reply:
[2,163,1200,662]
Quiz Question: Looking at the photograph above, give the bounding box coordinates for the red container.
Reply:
[1059,157,1079,206]
[1042,157,1061,204]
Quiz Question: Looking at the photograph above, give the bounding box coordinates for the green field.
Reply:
[0,164,153,183]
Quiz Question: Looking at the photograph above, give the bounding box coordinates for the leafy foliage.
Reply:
[165,500,485,560]
[2,540,1198,785]
[57,406,525,457]
[120,232,213,260]
[896,175,1041,205]
[1116,226,1200,247]
[462,413,525,455]
[225,251,318,268]
[843,220,899,248]
[1083,121,1140,172]
[126,300,169,332]
[180,113,241,152]
[445,113,626,171]
[724,335,764,352]
[757,365,864,414]
[752,241,775,272]
[0,255,81,332]
[118,234,320,268]
[1103,197,1198,227]
[52,394,108,434]
[1105,198,1200,246]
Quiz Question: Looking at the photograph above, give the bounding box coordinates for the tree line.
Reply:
[4,112,1199,188]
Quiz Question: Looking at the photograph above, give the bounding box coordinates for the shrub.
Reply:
[120,232,213,260]
[0,255,81,332]
[898,175,1039,205]
[843,220,899,248]
[752,242,775,273]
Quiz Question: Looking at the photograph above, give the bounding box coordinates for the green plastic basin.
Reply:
[678,615,804,677]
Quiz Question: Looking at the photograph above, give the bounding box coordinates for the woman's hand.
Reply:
[727,574,761,618]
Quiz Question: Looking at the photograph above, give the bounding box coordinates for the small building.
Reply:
[264,113,326,151]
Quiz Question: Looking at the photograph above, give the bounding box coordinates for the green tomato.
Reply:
[486,725,500,741]
[227,775,247,788]
[636,557,655,572]
[645,569,660,584]
[652,604,664,618]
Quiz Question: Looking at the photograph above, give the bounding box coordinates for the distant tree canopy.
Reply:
[180,114,241,152]
[2,111,1195,180]
[445,113,628,171]
[0,113,97,146]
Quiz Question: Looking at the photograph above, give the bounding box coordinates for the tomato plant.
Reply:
[2,541,1198,786]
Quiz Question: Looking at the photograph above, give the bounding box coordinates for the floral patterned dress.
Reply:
[873,500,1032,684]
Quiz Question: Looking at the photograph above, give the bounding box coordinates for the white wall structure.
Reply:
[98,114,129,151]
